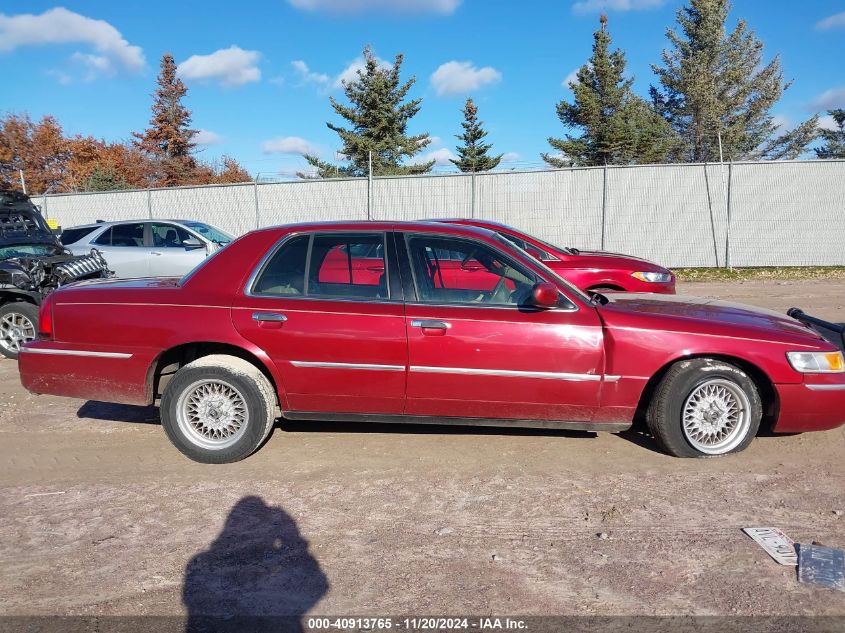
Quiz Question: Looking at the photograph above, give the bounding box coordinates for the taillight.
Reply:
[38,294,55,339]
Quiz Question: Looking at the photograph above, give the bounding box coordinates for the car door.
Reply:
[232,230,407,415]
[399,231,605,422]
[148,222,209,277]
[90,222,151,278]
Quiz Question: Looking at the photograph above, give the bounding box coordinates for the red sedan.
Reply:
[434,218,676,294]
[18,221,845,463]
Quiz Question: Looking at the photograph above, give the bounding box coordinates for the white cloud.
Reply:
[0,7,144,74]
[262,136,320,155]
[287,0,461,14]
[411,147,457,166]
[817,11,845,30]
[811,86,845,110]
[178,46,261,87]
[334,55,391,88]
[291,60,329,85]
[194,130,222,146]
[562,67,580,89]
[427,136,443,147]
[771,115,790,132]
[501,152,521,163]
[572,0,667,13]
[818,115,840,132]
[430,61,502,96]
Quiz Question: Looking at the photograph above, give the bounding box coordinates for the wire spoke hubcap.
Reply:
[176,379,249,450]
[682,378,751,454]
[0,312,36,353]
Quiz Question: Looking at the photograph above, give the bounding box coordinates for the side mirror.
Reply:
[183,238,204,250]
[529,282,559,309]
[525,246,543,261]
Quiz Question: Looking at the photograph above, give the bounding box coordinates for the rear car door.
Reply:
[148,222,208,277]
[232,230,407,415]
[90,222,151,278]
[399,231,605,422]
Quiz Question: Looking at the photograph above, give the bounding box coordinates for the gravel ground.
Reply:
[0,279,843,626]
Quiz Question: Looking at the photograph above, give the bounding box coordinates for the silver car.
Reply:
[61,220,233,278]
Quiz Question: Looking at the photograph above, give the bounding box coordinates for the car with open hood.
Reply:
[0,190,111,359]
[432,218,676,294]
[18,221,845,463]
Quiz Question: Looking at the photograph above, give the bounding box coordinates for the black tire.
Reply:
[160,355,278,463]
[0,301,39,360]
[646,358,762,458]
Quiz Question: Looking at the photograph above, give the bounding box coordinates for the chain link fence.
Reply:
[38,159,845,268]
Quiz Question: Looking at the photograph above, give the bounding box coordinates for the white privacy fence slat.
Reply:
[38,160,845,268]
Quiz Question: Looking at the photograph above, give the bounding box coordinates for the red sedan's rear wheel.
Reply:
[646,358,762,457]
[160,355,278,463]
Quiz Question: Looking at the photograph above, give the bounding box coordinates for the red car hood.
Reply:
[567,250,668,272]
[601,292,820,340]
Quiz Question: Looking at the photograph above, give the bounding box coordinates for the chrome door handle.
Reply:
[410,319,450,330]
[151,251,162,256]
[252,312,287,322]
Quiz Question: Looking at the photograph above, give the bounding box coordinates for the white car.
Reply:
[60,219,233,278]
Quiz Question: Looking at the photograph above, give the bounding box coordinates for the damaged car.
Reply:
[0,190,111,359]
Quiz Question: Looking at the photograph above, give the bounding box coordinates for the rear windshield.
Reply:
[60,226,99,245]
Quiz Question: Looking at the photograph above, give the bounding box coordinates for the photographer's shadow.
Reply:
[184,496,328,633]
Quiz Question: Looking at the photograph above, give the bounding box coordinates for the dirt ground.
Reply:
[1,279,844,624]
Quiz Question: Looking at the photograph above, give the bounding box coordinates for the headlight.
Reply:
[787,351,845,373]
[632,271,672,283]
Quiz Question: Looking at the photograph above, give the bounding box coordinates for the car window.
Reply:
[151,223,192,248]
[59,226,98,245]
[496,232,555,261]
[309,233,387,300]
[406,235,536,306]
[93,223,145,247]
[252,235,310,296]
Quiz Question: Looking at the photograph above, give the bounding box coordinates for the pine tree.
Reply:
[543,15,674,167]
[451,98,502,172]
[816,110,845,159]
[303,46,433,178]
[133,53,198,186]
[85,162,130,192]
[651,0,818,162]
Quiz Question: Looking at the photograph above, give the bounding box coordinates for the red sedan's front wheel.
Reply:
[646,358,763,457]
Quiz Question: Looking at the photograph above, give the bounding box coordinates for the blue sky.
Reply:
[3,0,844,179]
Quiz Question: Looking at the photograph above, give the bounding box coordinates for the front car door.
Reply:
[232,230,407,415]
[148,222,209,277]
[90,222,150,278]
[399,231,605,423]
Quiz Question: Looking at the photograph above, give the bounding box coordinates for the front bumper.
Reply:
[774,376,845,433]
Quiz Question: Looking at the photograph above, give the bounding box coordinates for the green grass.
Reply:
[674,267,845,282]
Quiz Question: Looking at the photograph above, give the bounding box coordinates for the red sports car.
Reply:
[18,221,845,463]
[434,218,676,294]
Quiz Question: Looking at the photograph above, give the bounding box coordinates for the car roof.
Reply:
[254,220,499,239]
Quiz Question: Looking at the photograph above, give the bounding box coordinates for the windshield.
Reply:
[493,234,591,303]
[0,243,62,259]
[494,223,576,256]
[181,221,233,245]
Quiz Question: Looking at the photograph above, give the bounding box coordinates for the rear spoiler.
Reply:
[788,308,845,352]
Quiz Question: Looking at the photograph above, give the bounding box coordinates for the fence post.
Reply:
[253,179,260,229]
[601,163,608,251]
[367,151,373,221]
[471,170,476,218]
[725,161,733,271]
[147,188,152,219]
